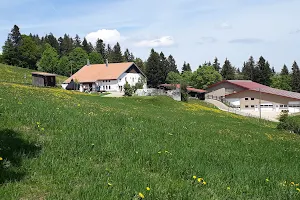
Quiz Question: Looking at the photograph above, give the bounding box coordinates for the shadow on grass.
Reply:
[0,129,41,184]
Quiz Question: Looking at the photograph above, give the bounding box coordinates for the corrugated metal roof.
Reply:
[32,72,57,76]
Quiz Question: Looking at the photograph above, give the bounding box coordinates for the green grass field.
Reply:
[0,64,67,85]
[1,66,300,199]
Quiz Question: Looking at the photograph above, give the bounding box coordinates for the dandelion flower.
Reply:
[296,184,300,187]
[146,187,150,191]
[193,176,197,179]
[108,183,112,186]
[0,157,3,161]
[78,104,81,107]
[266,178,269,182]
[291,182,295,186]
[296,188,300,192]
[36,122,40,125]
[202,181,207,185]
[198,178,203,183]
[227,187,230,190]
[138,192,145,199]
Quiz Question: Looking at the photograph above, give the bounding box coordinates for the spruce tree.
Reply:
[146,49,162,87]
[82,38,92,54]
[182,61,192,73]
[281,64,289,76]
[106,44,112,62]
[95,39,105,59]
[159,52,169,83]
[167,55,179,73]
[134,58,145,73]
[242,56,255,80]
[2,25,22,66]
[60,34,73,56]
[44,33,59,52]
[74,34,82,48]
[291,61,300,93]
[212,57,221,72]
[124,48,131,62]
[221,58,235,80]
[111,42,123,63]
[255,56,272,85]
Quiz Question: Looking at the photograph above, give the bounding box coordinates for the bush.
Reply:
[180,82,188,102]
[124,82,134,96]
[277,111,300,134]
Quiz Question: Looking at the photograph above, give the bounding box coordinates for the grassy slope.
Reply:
[1,69,300,199]
[0,64,67,85]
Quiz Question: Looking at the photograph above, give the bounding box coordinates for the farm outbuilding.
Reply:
[32,72,56,87]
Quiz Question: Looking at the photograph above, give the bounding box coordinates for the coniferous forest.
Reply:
[1,25,300,91]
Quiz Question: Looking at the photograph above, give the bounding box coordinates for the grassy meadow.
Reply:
[1,66,300,199]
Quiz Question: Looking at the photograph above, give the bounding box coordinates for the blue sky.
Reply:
[1,0,300,71]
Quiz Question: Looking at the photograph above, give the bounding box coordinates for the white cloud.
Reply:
[135,36,175,47]
[219,22,232,29]
[86,29,121,45]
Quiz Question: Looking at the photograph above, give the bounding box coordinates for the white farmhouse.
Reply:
[62,62,147,92]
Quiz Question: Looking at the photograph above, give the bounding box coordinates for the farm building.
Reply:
[206,80,300,113]
[62,62,146,92]
[32,72,56,87]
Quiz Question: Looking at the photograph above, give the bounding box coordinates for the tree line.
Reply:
[1,25,145,76]
[1,25,300,93]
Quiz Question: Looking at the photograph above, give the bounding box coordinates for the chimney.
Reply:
[106,59,109,67]
[87,59,90,66]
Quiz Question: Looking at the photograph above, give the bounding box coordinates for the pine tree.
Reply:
[37,43,59,73]
[44,33,59,52]
[182,61,192,73]
[281,64,289,76]
[159,52,169,83]
[2,25,22,66]
[242,56,255,80]
[60,34,73,56]
[146,49,162,87]
[254,56,272,85]
[167,55,179,73]
[74,34,82,48]
[134,58,145,73]
[291,61,300,93]
[95,39,105,59]
[124,48,131,62]
[82,38,93,54]
[111,42,123,63]
[221,58,235,80]
[129,53,135,62]
[106,44,113,62]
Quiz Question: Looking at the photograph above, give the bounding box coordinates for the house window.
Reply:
[251,105,255,108]
[251,98,255,100]
[245,98,249,100]
[109,80,110,82]
[109,86,111,90]
[245,105,249,108]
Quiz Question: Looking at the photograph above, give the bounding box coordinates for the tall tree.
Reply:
[37,43,59,73]
[221,58,235,80]
[60,34,73,56]
[212,57,220,72]
[159,52,169,83]
[182,61,192,73]
[254,56,272,86]
[146,49,162,87]
[242,56,255,80]
[95,39,105,59]
[44,33,59,52]
[124,48,131,62]
[68,47,89,73]
[82,38,93,54]
[167,55,179,73]
[281,64,289,76]
[166,71,182,84]
[74,34,82,48]
[89,52,104,64]
[271,75,292,91]
[2,25,22,66]
[291,61,300,93]
[134,58,145,73]
[106,44,113,62]
[57,56,71,76]
[111,42,124,63]
[191,66,222,89]
[18,35,40,69]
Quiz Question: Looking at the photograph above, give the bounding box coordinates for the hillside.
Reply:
[0,64,67,85]
[1,68,300,199]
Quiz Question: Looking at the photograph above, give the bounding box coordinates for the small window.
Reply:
[109,80,110,82]
[109,86,111,89]
[251,98,254,100]
[245,105,249,108]
[251,105,255,108]
[245,98,249,100]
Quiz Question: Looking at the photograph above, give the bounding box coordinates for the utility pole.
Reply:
[259,88,262,119]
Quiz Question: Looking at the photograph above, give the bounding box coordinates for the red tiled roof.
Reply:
[207,80,269,89]
[64,62,144,83]
[187,88,206,93]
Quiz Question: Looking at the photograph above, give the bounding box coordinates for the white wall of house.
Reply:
[226,98,240,106]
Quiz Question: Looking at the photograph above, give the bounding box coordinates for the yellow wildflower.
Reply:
[193,176,197,179]
[158,151,161,154]
[227,187,230,190]
[266,178,269,182]
[203,181,207,185]
[0,157,3,161]
[291,182,295,186]
[36,122,40,125]
[296,188,300,192]
[108,183,112,186]
[78,104,81,107]
[296,184,300,187]
[138,192,145,199]
[198,178,203,183]
[146,187,150,191]
[41,128,45,131]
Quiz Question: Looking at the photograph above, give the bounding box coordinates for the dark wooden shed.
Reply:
[32,72,57,87]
